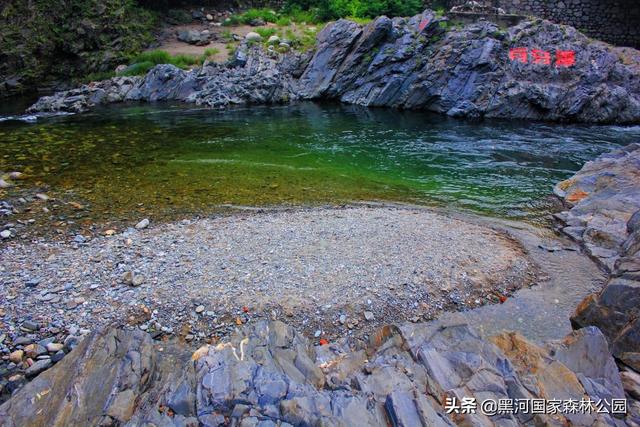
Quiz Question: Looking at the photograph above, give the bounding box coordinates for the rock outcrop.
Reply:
[27,51,299,114]
[0,321,635,426]
[553,143,640,375]
[27,9,640,124]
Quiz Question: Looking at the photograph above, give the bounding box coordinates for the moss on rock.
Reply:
[0,0,158,96]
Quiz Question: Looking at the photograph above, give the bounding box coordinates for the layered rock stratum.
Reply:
[28,10,640,124]
[0,321,636,426]
[553,143,640,374]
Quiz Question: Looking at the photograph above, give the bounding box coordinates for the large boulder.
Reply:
[554,143,640,270]
[178,30,210,46]
[296,11,640,123]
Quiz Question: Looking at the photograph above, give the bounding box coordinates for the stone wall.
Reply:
[430,0,640,48]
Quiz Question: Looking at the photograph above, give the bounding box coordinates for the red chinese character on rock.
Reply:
[556,50,576,67]
[418,18,430,31]
[531,49,551,65]
[509,47,528,63]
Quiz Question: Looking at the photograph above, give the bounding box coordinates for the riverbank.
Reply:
[27,9,640,124]
[1,147,639,423]
[0,206,537,347]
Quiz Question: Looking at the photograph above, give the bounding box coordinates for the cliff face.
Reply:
[297,12,640,123]
[27,10,640,124]
[0,0,157,97]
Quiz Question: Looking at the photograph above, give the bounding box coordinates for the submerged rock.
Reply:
[27,10,640,124]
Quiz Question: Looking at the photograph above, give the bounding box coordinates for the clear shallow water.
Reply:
[1,101,639,223]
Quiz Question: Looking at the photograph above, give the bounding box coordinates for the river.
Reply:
[1,101,639,227]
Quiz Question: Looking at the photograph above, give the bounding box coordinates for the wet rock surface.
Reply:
[553,143,640,372]
[27,9,640,124]
[0,320,635,426]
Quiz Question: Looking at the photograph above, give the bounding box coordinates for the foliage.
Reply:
[224,8,278,26]
[284,26,320,51]
[166,9,191,24]
[120,49,208,76]
[121,61,156,76]
[284,0,423,21]
[346,16,373,25]
[0,0,158,95]
[203,48,220,58]
[83,71,116,83]
[221,29,234,42]
[276,16,292,26]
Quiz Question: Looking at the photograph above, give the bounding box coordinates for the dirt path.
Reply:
[155,23,261,63]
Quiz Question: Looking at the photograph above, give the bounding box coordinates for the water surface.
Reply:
[1,102,639,224]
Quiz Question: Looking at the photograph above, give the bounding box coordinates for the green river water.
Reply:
[1,101,639,225]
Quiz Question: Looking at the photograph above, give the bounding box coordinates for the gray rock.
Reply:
[385,391,422,427]
[0,321,632,426]
[25,359,52,377]
[547,326,625,402]
[27,12,640,125]
[51,351,65,363]
[21,321,39,331]
[13,336,33,346]
[178,30,210,46]
[245,32,262,42]
[135,218,150,229]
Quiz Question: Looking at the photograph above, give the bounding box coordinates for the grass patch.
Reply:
[276,16,292,26]
[255,27,278,38]
[120,61,155,76]
[221,29,234,42]
[83,71,116,83]
[346,16,373,25]
[289,8,319,24]
[200,48,220,62]
[438,21,451,31]
[224,8,279,26]
[119,50,204,76]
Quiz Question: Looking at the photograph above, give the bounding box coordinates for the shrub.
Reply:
[133,49,171,65]
[221,29,234,41]
[83,71,116,83]
[223,8,279,26]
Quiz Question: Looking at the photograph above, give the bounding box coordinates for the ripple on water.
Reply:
[1,101,639,225]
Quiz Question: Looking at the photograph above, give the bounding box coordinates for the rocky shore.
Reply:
[553,143,640,375]
[2,9,640,424]
[1,143,640,424]
[0,206,537,405]
[0,320,637,426]
[27,9,640,124]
